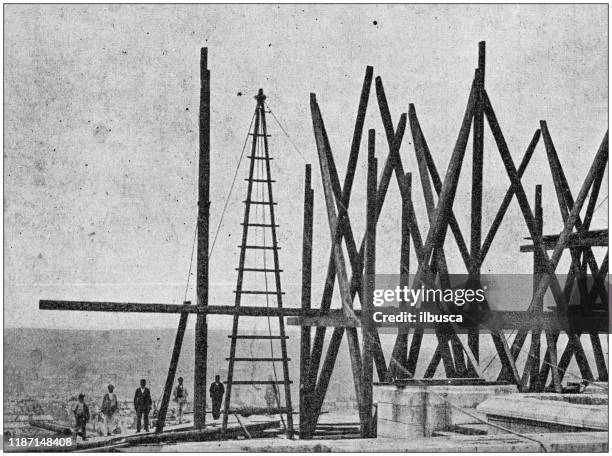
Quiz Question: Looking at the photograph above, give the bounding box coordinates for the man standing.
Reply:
[209,375,225,420]
[73,394,90,441]
[173,377,188,424]
[133,379,152,432]
[101,384,119,436]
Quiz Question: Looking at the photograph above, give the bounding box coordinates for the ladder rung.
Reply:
[228,335,288,340]
[243,200,277,205]
[248,156,274,160]
[245,178,276,183]
[238,245,279,250]
[233,290,286,295]
[241,223,279,227]
[248,133,271,137]
[226,357,290,362]
[226,380,292,385]
[237,268,283,272]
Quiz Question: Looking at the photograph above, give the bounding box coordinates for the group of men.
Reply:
[72,375,226,441]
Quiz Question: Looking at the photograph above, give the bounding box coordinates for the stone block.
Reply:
[477,394,608,431]
[374,382,517,438]
[377,402,425,424]
[377,417,422,439]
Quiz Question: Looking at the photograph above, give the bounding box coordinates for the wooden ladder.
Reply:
[221,88,294,438]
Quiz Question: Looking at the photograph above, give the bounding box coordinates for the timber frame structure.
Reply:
[39,42,607,440]
[291,41,608,438]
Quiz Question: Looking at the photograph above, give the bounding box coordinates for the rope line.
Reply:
[180,112,255,302]
[209,112,257,260]
[265,101,308,163]
[181,222,198,303]
[592,193,608,215]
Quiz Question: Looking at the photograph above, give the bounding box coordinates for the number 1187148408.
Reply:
[6,436,73,450]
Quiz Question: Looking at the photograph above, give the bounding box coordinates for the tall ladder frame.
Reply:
[222,89,294,438]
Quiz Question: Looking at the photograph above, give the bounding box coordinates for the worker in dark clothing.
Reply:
[73,394,90,441]
[209,375,225,420]
[133,379,152,432]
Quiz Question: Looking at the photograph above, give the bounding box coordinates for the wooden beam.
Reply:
[408,104,470,269]
[407,74,483,377]
[310,94,364,419]
[523,185,543,392]
[471,44,485,275]
[312,86,390,383]
[306,67,374,399]
[583,153,607,230]
[29,420,72,436]
[343,66,373,207]
[321,114,388,380]
[590,333,608,381]
[310,93,357,321]
[540,121,606,306]
[76,420,281,451]
[156,302,191,433]
[556,333,595,382]
[307,327,345,433]
[408,104,470,376]
[374,77,408,209]
[388,173,411,380]
[540,121,608,307]
[520,230,608,251]
[412,74,475,290]
[480,130,540,262]
[528,131,608,312]
[483,92,569,314]
[544,332,563,392]
[39,300,308,316]
[299,164,314,439]
[360,129,376,438]
[194,47,210,429]
[41,300,608,333]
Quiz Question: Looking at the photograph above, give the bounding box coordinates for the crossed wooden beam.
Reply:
[295,41,609,437]
[516,123,609,392]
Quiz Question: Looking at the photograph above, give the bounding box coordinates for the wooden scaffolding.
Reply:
[291,41,608,437]
[38,42,608,441]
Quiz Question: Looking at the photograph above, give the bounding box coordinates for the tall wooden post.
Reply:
[468,42,486,365]
[299,164,314,439]
[194,47,210,429]
[361,129,377,438]
[388,172,411,380]
[470,42,485,275]
[522,185,543,392]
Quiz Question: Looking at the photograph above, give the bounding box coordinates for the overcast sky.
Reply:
[4,4,608,329]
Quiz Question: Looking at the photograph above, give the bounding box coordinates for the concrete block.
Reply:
[377,417,422,439]
[374,385,425,407]
[375,382,516,438]
[477,394,608,431]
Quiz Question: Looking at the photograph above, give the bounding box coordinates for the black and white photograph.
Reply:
[3,3,609,452]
